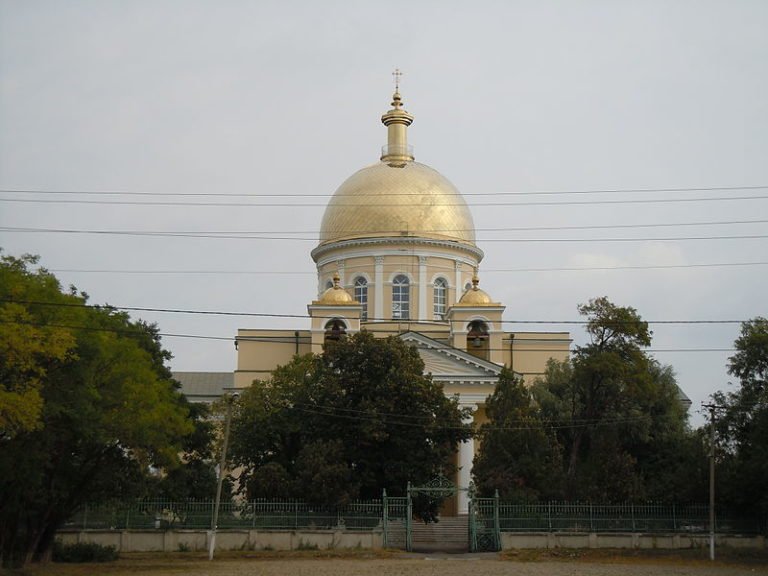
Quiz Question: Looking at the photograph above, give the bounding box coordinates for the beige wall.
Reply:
[235,326,570,390]
[235,330,311,388]
[58,529,767,552]
[58,529,384,552]
[504,332,571,384]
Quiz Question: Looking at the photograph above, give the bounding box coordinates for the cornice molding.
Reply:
[312,237,484,263]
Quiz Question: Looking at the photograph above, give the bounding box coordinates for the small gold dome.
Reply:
[317,274,357,305]
[457,273,498,306]
[318,161,476,246]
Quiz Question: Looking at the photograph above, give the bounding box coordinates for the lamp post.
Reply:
[209,392,238,561]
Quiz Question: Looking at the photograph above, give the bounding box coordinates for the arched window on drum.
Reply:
[433,277,448,320]
[392,275,410,320]
[354,277,368,321]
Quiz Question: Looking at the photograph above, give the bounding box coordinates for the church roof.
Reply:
[173,371,234,403]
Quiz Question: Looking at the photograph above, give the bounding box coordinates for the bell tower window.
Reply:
[324,319,347,345]
[392,275,410,320]
[466,320,490,360]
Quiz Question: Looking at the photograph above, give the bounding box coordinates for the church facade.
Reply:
[229,87,571,514]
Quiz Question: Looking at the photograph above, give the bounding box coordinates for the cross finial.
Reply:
[392,68,402,92]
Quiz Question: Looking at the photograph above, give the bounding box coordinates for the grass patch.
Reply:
[52,542,118,563]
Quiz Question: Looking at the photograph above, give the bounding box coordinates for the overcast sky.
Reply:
[1,0,766,427]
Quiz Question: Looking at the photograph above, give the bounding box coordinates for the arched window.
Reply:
[325,280,334,290]
[354,277,368,321]
[392,274,410,320]
[324,319,347,344]
[433,277,448,320]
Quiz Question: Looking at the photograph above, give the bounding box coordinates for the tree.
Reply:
[0,254,77,437]
[228,332,472,512]
[531,297,691,501]
[0,253,192,567]
[713,318,768,517]
[472,368,563,501]
[149,402,219,501]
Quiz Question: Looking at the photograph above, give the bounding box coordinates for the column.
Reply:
[454,261,462,303]
[457,403,477,515]
[337,259,345,285]
[418,256,427,321]
[374,256,384,321]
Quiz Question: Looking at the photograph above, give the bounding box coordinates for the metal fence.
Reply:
[496,502,764,534]
[64,499,764,538]
[64,499,384,531]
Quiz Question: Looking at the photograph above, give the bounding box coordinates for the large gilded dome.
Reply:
[318,160,476,246]
[316,88,477,251]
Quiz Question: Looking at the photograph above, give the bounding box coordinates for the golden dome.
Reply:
[316,274,357,305]
[318,161,476,246]
[457,273,498,306]
[316,88,476,248]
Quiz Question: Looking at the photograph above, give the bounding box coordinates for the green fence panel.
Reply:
[495,502,762,534]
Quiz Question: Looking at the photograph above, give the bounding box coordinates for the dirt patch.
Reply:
[5,549,767,576]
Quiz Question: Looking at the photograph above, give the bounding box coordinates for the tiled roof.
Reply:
[173,371,233,403]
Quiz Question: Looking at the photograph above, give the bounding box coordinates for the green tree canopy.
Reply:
[472,368,563,501]
[528,297,691,501]
[0,253,193,567]
[228,332,472,509]
[0,254,77,437]
[714,317,768,517]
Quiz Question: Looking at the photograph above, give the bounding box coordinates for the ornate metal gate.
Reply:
[468,487,501,552]
[405,474,458,551]
[390,476,501,552]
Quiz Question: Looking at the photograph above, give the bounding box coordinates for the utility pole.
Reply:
[702,402,717,561]
[209,393,239,561]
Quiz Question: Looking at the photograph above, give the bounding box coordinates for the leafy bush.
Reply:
[53,541,118,563]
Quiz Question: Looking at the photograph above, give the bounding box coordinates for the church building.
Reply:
[177,86,571,515]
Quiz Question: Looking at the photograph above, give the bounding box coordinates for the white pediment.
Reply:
[398,331,505,384]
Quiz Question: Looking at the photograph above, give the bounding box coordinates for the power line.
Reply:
[2,184,767,197]
[43,260,768,275]
[2,195,767,208]
[0,319,233,341]
[0,298,749,325]
[2,226,766,243]
[292,401,657,427]
[288,403,657,431]
[4,218,766,235]
[0,319,737,353]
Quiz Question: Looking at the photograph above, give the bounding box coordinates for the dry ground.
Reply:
[5,549,768,576]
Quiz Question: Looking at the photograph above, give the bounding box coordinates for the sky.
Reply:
[1,0,766,427]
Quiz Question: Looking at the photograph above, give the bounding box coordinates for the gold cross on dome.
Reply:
[392,68,402,92]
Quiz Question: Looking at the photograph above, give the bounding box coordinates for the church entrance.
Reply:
[406,475,465,552]
[380,475,500,553]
